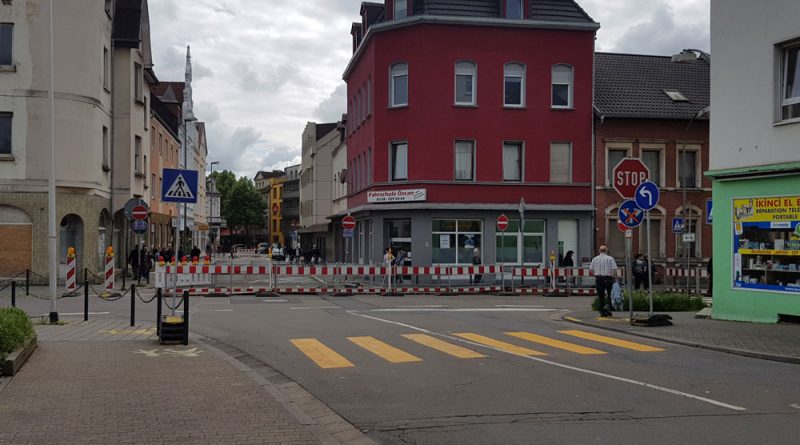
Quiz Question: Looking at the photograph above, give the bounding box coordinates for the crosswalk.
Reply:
[291,330,665,369]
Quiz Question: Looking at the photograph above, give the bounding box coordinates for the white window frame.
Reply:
[676,143,701,189]
[549,142,572,183]
[551,64,573,109]
[454,60,477,106]
[134,62,143,102]
[394,0,408,20]
[504,63,525,107]
[779,41,800,122]
[640,144,665,187]
[674,206,702,258]
[605,143,631,186]
[390,141,408,181]
[390,62,408,107]
[454,140,476,181]
[502,141,523,182]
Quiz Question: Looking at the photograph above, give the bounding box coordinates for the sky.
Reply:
[148,0,710,180]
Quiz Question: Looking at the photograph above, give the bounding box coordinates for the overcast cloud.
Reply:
[148,0,709,179]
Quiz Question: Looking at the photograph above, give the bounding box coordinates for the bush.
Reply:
[591,290,706,312]
[0,307,34,360]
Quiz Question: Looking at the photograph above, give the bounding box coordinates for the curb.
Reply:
[562,314,800,365]
[1,334,38,376]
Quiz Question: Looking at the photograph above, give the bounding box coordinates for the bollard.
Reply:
[26,269,30,296]
[83,279,89,321]
[156,288,162,337]
[11,280,16,307]
[84,268,88,285]
[183,290,190,346]
[130,284,136,327]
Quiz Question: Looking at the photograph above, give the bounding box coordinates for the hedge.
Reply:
[0,307,34,361]
[592,291,706,312]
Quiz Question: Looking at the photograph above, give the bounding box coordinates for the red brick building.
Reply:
[340,0,599,266]
[594,53,711,264]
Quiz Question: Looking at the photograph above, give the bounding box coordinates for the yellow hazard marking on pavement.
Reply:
[100,328,156,335]
[454,333,547,356]
[558,330,665,352]
[505,332,607,355]
[163,316,184,324]
[402,334,486,359]
[290,339,355,369]
[563,316,581,322]
[347,336,422,363]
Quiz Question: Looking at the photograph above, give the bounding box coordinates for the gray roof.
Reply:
[530,0,594,23]
[403,0,595,23]
[594,52,710,120]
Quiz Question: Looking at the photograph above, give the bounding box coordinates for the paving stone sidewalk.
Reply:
[565,310,800,364]
[0,319,373,445]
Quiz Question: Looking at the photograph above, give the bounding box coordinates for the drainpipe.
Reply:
[109,3,116,264]
[590,41,598,260]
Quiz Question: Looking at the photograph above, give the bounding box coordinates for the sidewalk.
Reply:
[0,319,374,445]
[564,310,800,364]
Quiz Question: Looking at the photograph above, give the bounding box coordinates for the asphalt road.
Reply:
[11,289,800,445]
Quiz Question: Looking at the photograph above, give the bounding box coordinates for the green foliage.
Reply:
[591,291,706,312]
[209,170,237,213]
[224,177,267,233]
[0,307,34,360]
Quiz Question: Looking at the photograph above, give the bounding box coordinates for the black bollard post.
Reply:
[156,288,162,337]
[130,284,136,327]
[84,279,89,321]
[84,267,88,285]
[25,269,30,296]
[183,290,189,346]
[11,280,16,307]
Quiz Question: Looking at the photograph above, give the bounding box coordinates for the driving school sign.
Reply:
[367,189,427,203]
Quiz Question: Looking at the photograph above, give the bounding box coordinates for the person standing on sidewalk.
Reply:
[590,246,617,317]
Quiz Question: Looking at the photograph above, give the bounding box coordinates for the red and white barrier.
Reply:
[65,253,77,292]
[665,268,709,278]
[104,255,114,290]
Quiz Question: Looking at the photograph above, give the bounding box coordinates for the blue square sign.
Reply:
[162,169,198,203]
[706,199,713,225]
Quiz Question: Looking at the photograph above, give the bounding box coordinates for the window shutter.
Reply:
[550,143,571,183]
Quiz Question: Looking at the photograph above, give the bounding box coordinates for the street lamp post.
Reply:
[47,0,58,322]
[518,197,526,265]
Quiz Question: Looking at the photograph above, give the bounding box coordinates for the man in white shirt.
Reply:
[590,245,617,317]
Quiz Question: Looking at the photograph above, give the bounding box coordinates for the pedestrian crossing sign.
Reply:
[161,168,198,203]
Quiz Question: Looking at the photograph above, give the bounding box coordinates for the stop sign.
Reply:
[342,215,356,230]
[496,214,509,232]
[131,205,148,221]
[612,158,650,199]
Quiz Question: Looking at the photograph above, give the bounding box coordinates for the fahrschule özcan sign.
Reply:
[367,189,427,203]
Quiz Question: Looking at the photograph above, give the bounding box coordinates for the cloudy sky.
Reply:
[148,0,710,179]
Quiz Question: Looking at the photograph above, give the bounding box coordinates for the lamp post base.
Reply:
[49,311,59,323]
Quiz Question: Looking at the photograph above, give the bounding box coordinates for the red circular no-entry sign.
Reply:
[612,158,650,199]
[131,205,148,221]
[617,220,630,233]
[496,214,509,232]
[342,215,356,230]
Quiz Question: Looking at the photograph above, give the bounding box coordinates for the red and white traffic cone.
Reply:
[65,247,77,292]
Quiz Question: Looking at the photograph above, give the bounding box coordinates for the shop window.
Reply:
[733,196,800,293]
[495,220,545,265]
[433,219,482,264]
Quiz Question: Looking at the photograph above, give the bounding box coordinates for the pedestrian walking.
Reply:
[394,246,407,284]
[138,247,150,284]
[472,247,482,284]
[590,245,617,317]
[560,250,574,285]
[633,253,647,290]
[128,246,140,280]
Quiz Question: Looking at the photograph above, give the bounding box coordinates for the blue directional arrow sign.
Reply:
[634,180,660,211]
[619,200,644,229]
[162,168,198,203]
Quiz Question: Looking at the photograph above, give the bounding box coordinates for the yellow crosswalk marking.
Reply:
[348,336,422,363]
[505,332,606,355]
[454,333,547,356]
[402,334,486,359]
[558,330,665,352]
[290,339,355,369]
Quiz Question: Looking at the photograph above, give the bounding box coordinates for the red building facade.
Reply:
[340,1,599,266]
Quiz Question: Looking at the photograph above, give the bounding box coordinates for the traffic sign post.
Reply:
[131,205,148,221]
[634,181,660,316]
[342,216,356,264]
[618,200,644,229]
[672,217,685,234]
[497,214,509,290]
[613,158,650,199]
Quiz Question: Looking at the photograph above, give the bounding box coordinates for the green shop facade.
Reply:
[708,162,800,323]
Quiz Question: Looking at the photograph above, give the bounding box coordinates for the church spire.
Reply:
[183,45,195,121]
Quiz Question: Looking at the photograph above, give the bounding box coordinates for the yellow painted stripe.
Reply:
[454,333,547,356]
[563,316,581,322]
[505,332,607,355]
[403,334,486,359]
[290,339,355,369]
[348,336,422,363]
[558,330,665,352]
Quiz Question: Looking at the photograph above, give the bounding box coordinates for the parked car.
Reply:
[270,244,286,261]
[257,242,269,254]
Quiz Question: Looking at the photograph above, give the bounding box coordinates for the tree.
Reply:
[223,177,266,234]
[209,170,236,210]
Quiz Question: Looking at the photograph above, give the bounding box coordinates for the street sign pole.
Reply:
[625,233,633,320]
[647,210,653,315]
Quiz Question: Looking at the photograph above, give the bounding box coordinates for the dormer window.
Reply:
[506,0,523,19]
[394,0,407,20]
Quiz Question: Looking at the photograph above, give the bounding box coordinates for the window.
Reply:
[678,145,699,188]
[394,0,407,19]
[134,136,142,173]
[367,77,372,116]
[502,142,522,181]
[606,211,626,259]
[390,63,408,107]
[675,207,699,259]
[151,174,156,198]
[390,142,407,181]
[504,63,525,107]
[550,142,571,183]
[664,89,688,102]
[506,0,523,19]
[143,96,148,130]
[495,220,546,264]
[0,112,10,154]
[551,65,573,108]
[606,147,628,186]
[134,62,143,101]
[454,140,475,181]
[0,23,12,66]
[102,126,109,168]
[455,61,476,105]
[367,147,372,185]
[639,209,664,257]
[641,148,662,186]
[780,42,800,120]
[103,47,110,89]
[433,219,482,264]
